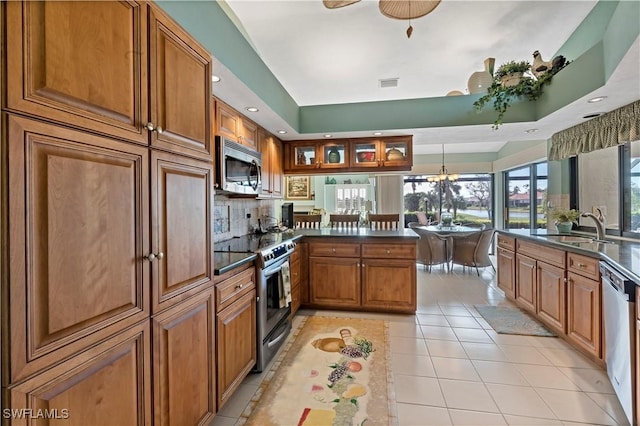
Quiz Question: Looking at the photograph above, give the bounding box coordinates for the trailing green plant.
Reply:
[473,59,570,129]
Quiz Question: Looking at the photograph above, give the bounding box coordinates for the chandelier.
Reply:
[323,0,442,38]
[427,145,458,183]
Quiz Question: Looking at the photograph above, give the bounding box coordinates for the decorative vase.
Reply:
[467,57,495,94]
[500,72,523,87]
[555,221,573,233]
[441,212,453,227]
[327,147,341,163]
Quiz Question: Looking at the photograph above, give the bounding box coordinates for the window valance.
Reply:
[549,99,640,161]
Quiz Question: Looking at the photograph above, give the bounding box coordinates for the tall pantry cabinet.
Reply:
[2,2,216,425]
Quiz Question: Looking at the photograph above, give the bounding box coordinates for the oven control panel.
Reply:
[261,241,296,264]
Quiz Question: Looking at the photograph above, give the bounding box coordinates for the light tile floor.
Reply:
[211,262,629,426]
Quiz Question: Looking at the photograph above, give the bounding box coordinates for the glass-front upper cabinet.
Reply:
[320,141,348,170]
[380,137,412,167]
[351,139,380,168]
[287,141,320,171]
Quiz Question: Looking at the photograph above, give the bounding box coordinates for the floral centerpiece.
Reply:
[549,208,581,233]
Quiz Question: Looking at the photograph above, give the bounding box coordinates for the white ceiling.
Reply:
[213,0,640,156]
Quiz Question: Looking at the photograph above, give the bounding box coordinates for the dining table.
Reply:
[422,225,482,236]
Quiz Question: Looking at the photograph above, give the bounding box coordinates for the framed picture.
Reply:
[285,176,311,200]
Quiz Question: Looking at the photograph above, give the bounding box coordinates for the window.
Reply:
[404,174,493,227]
[504,162,548,229]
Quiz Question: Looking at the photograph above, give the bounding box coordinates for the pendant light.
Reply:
[428,145,458,183]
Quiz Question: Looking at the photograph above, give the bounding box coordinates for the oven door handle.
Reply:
[263,264,283,277]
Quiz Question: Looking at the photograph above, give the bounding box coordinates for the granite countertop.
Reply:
[499,229,640,284]
[294,228,419,239]
[213,229,417,275]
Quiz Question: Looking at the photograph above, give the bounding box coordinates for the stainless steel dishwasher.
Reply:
[600,261,636,425]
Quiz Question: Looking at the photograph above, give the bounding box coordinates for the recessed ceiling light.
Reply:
[277,130,287,135]
[583,112,603,119]
[245,107,259,112]
[588,96,607,103]
[212,75,221,83]
[373,132,383,136]
[525,128,539,134]
[323,134,332,138]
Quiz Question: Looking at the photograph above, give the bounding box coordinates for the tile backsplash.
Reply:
[214,195,277,242]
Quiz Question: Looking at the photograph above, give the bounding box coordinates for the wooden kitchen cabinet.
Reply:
[152,288,216,426]
[361,243,416,312]
[309,257,362,308]
[284,136,413,174]
[289,244,302,317]
[8,321,152,426]
[215,265,256,410]
[537,261,567,334]
[496,235,516,299]
[214,98,258,150]
[567,271,601,358]
[306,239,417,313]
[515,254,537,314]
[6,115,151,384]
[6,1,213,160]
[259,129,284,198]
[151,150,213,314]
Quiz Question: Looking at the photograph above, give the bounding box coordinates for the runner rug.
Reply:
[474,305,557,337]
[239,316,395,426]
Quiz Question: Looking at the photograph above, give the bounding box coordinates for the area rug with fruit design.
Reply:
[238,316,395,426]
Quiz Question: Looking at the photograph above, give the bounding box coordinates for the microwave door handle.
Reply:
[249,160,260,190]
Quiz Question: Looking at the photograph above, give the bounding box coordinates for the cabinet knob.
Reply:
[386,249,391,254]
[235,284,244,290]
[577,262,586,268]
[146,122,164,134]
[332,248,336,253]
[146,252,163,261]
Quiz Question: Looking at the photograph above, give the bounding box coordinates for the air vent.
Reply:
[379,78,399,88]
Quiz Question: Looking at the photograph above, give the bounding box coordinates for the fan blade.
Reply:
[323,0,361,9]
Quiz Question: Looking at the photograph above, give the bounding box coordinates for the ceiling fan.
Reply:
[323,0,441,38]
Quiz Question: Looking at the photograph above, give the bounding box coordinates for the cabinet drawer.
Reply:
[215,267,255,312]
[362,243,416,259]
[567,252,600,281]
[290,246,301,263]
[290,257,301,286]
[497,234,516,251]
[517,240,566,268]
[309,242,360,257]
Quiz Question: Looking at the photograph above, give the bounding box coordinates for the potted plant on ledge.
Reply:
[473,57,569,129]
[549,208,581,233]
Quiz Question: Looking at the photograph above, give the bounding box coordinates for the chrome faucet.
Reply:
[581,208,606,240]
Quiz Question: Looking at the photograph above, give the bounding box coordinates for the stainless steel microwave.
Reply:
[215,136,262,195]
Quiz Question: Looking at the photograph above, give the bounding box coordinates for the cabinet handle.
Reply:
[146,122,164,134]
[332,248,336,253]
[386,249,391,254]
[235,284,244,290]
[576,262,586,268]
[145,252,163,261]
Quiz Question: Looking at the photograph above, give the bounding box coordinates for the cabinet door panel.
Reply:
[217,291,256,409]
[309,257,360,307]
[497,248,516,299]
[8,115,149,384]
[537,262,566,334]
[152,151,213,314]
[152,289,215,426]
[10,322,151,426]
[516,254,537,314]
[567,272,601,357]
[216,101,240,140]
[6,1,148,144]
[271,137,284,197]
[362,259,416,312]
[149,4,212,160]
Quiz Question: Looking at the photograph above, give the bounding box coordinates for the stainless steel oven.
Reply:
[214,234,296,372]
[215,136,261,195]
[255,253,293,372]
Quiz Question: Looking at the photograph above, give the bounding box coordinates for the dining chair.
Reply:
[409,223,451,272]
[329,213,360,229]
[294,214,322,229]
[368,213,400,230]
[451,228,496,275]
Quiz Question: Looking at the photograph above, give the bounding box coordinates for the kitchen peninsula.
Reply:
[215,228,419,314]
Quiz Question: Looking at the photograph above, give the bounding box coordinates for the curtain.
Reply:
[549,99,640,160]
